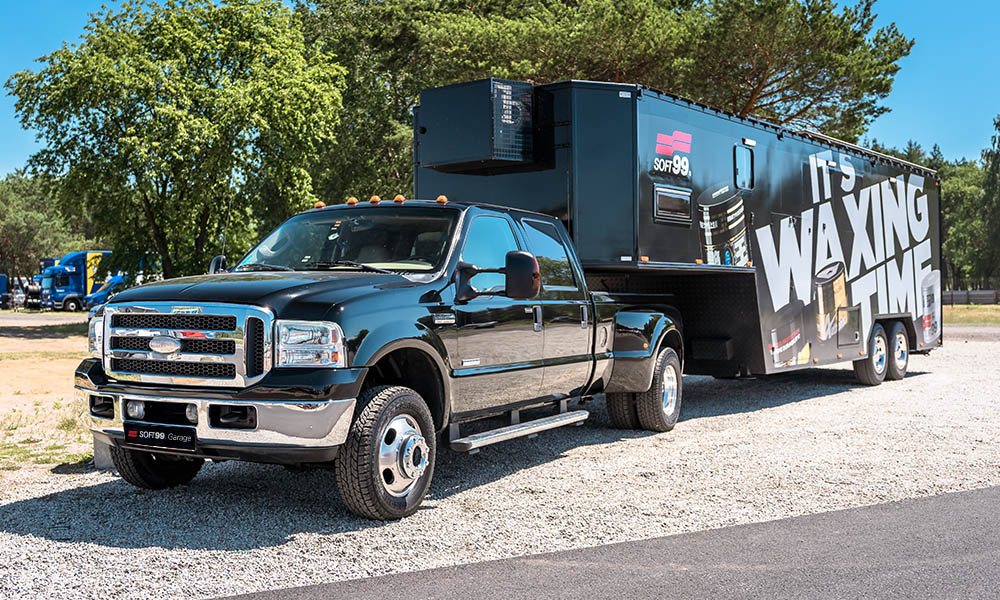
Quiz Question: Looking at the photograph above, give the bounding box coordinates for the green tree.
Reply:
[6,0,345,279]
[980,115,1000,280]
[417,0,911,142]
[0,173,90,278]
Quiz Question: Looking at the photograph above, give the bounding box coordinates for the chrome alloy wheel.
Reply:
[378,414,429,497]
[873,334,888,375]
[894,330,908,372]
[662,363,679,416]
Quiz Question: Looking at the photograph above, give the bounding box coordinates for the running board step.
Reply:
[449,410,589,453]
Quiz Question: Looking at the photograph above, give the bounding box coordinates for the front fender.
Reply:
[350,319,454,427]
[604,311,680,394]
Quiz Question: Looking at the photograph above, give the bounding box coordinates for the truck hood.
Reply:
[106,271,416,317]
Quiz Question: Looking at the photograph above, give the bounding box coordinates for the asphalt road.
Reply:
[228,486,1000,600]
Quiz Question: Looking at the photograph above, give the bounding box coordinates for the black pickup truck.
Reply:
[79,199,683,520]
[79,77,940,521]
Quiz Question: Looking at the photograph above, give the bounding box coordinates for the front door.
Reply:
[520,218,594,394]
[452,215,544,414]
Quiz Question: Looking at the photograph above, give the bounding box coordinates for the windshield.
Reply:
[41,277,53,290]
[237,207,460,275]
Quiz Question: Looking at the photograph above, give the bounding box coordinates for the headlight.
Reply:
[88,317,103,358]
[275,320,346,368]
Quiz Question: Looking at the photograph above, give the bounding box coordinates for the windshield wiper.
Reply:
[234,263,296,272]
[301,260,393,274]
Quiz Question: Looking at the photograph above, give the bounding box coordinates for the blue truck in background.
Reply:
[40,250,111,311]
[84,273,126,308]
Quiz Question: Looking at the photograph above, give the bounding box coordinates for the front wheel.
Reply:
[853,323,888,386]
[64,298,81,312]
[109,446,204,489]
[335,385,436,520]
[635,347,683,432]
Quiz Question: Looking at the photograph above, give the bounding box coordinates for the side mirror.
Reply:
[504,251,540,300]
[208,255,227,274]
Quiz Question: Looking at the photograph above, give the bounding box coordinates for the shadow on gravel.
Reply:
[0,368,927,551]
[0,322,89,339]
[679,368,930,422]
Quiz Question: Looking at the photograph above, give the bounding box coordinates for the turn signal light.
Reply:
[639,256,649,263]
[436,195,448,204]
[695,259,704,265]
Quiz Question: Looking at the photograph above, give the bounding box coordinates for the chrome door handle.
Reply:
[532,305,542,333]
[581,304,589,328]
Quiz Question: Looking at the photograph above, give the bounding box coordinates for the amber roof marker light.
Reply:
[393,194,406,204]
[313,201,326,209]
[370,195,381,205]
[436,195,448,204]
[346,197,359,206]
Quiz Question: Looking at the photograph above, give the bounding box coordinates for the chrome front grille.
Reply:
[102,303,273,388]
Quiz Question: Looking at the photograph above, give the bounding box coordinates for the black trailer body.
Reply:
[414,79,942,377]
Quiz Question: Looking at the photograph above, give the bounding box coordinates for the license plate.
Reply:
[123,422,197,451]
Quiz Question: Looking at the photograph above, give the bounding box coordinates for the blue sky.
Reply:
[0,0,996,176]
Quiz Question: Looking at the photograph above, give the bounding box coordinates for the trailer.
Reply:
[414,79,942,379]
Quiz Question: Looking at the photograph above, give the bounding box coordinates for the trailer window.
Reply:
[653,185,692,223]
[735,146,754,189]
[522,220,577,289]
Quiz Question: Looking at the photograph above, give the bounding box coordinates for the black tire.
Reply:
[64,298,81,312]
[335,385,436,520]
[109,445,204,489]
[853,323,888,386]
[885,321,909,381]
[605,392,640,429]
[635,347,683,433]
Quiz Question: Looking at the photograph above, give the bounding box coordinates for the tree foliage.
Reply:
[417,0,912,142]
[6,0,346,278]
[0,173,90,278]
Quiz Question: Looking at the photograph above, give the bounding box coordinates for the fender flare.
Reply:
[352,320,454,430]
[604,310,683,394]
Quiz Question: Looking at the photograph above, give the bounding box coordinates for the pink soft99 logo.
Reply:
[653,130,692,177]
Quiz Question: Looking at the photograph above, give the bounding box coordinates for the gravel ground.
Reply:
[1,327,999,599]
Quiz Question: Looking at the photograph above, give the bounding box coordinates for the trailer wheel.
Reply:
[853,323,888,386]
[64,298,81,312]
[885,321,909,381]
[109,446,203,489]
[335,385,436,521]
[605,392,640,429]
[635,347,683,433]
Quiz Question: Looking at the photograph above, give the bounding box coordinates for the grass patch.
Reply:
[19,437,41,445]
[56,417,79,431]
[943,304,1000,326]
[0,350,89,362]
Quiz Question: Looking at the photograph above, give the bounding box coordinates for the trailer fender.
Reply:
[604,311,682,394]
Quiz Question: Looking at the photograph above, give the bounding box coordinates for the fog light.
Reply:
[185,404,199,424]
[125,400,145,420]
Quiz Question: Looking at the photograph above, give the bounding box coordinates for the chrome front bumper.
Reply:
[77,387,355,454]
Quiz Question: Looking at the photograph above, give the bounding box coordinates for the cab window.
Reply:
[461,216,519,293]
[522,220,577,289]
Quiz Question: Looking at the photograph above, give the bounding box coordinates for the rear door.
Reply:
[452,214,544,414]
[521,218,593,395]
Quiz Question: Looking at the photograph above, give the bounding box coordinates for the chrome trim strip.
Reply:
[102,302,274,388]
[78,387,355,448]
